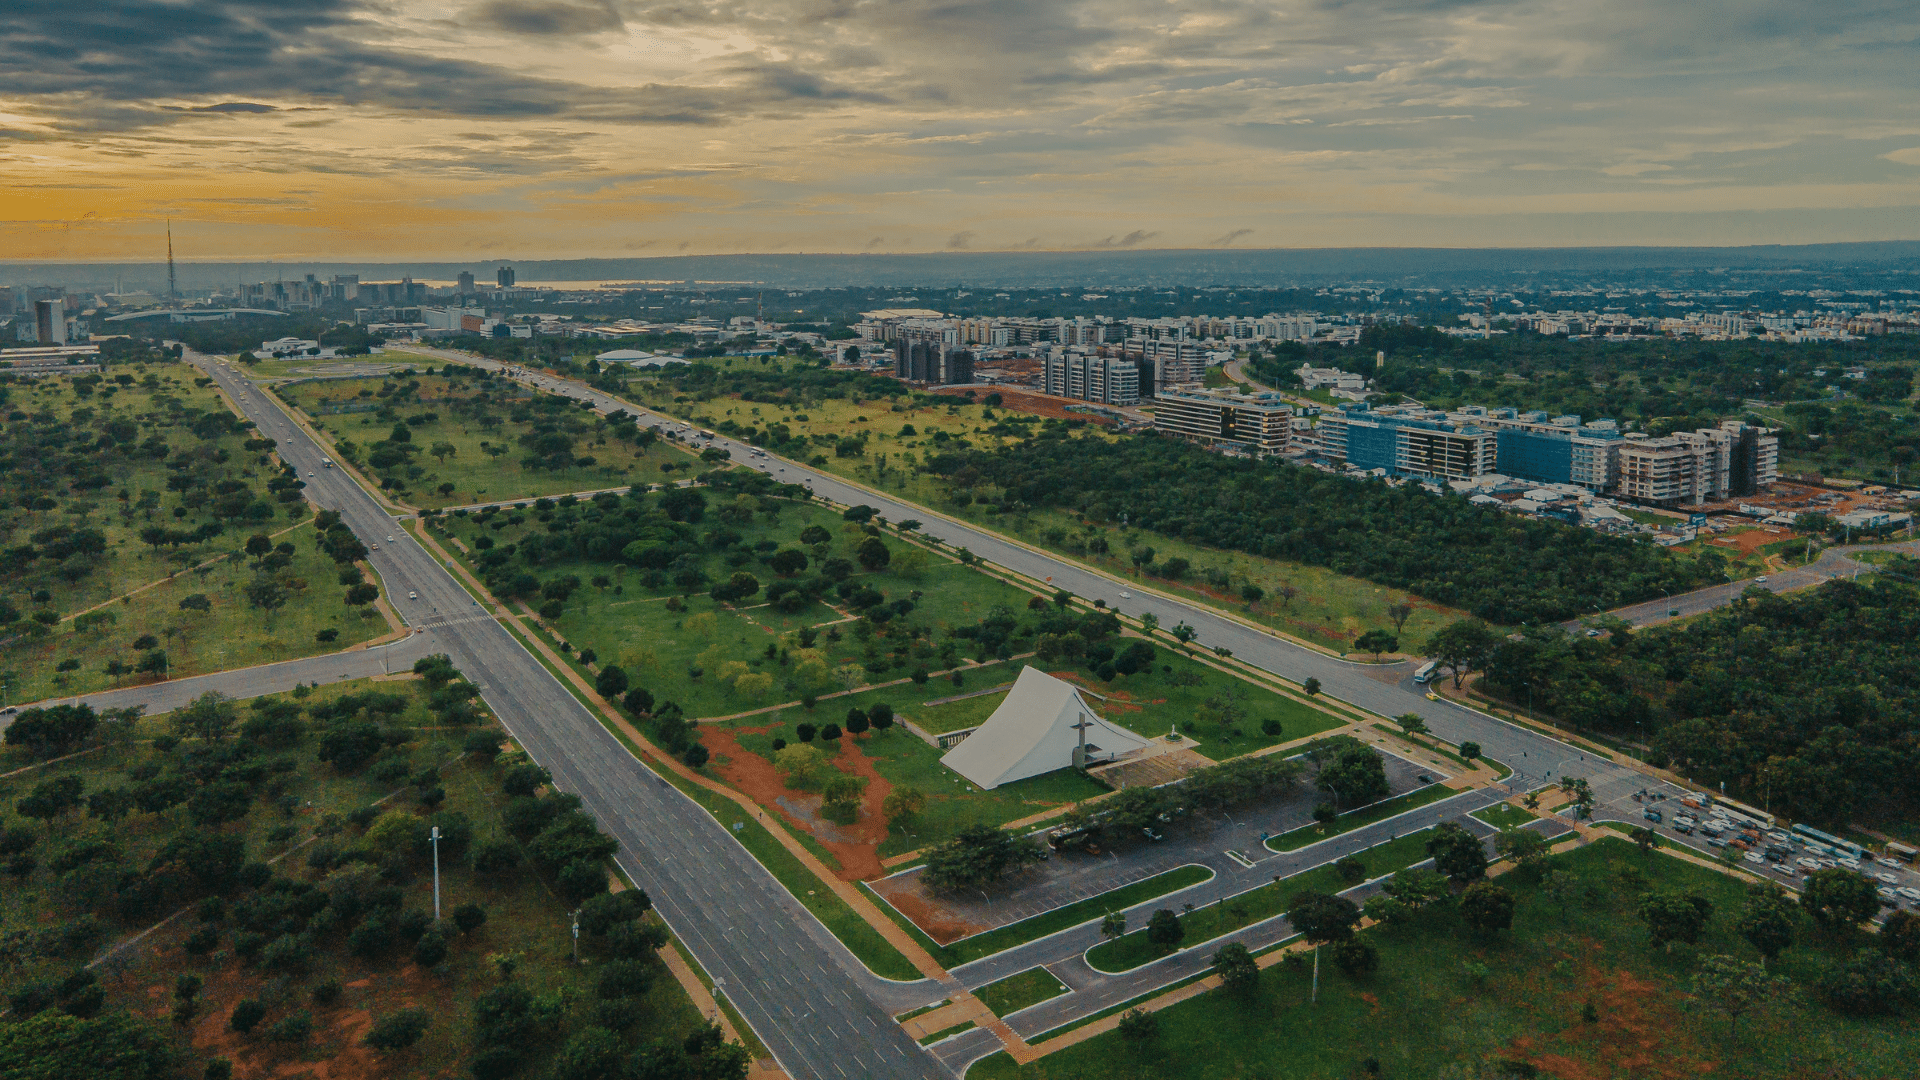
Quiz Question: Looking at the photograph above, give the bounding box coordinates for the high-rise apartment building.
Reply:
[1314,404,1497,481]
[1043,351,1140,406]
[1152,387,1294,454]
[496,266,516,288]
[892,320,973,385]
[33,299,66,345]
[457,271,475,295]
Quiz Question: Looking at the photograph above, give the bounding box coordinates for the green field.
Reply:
[0,362,382,706]
[1085,832,1436,973]
[277,368,701,509]
[617,372,1482,653]
[972,836,1916,1080]
[976,967,1070,1018]
[0,675,715,1080]
[3,522,386,705]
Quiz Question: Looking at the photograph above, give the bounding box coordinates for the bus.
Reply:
[1791,823,1867,860]
[1412,661,1439,684]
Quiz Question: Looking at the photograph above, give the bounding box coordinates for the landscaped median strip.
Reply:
[405,519,948,986]
[1264,782,1460,852]
[863,863,1215,969]
[1085,831,1438,974]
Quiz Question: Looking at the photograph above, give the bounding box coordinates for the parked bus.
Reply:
[1711,796,1774,829]
[1412,661,1439,685]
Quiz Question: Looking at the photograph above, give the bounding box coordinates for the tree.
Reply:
[1100,911,1126,943]
[1425,619,1499,689]
[363,1008,431,1051]
[1146,909,1184,951]
[1285,891,1359,945]
[881,786,925,826]
[244,575,288,624]
[1392,712,1429,738]
[1881,909,1920,965]
[17,776,84,826]
[769,549,808,577]
[1303,677,1320,696]
[1116,1008,1157,1043]
[1459,741,1481,761]
[1493,828,1549,879]
[1384,867,1449,910]
[229,999,266,1034]
[855,536,891,571]
[2,704,98,758]
[178,593,212,613]
[172,691,237,742]
[594,665,629,699]
[1692,954,1788,1037]
[1354,629,1397,658]
[921,825,1044,892]
[0,1011,182,1080]
[1639,890,1713,952]
[1330,938,1378,976]
[431,442,457,465]
[1387,601,1414,634]
[1801,869,1880,936]
[1818,948,1916,1016]
[1735,884,1798,964]
[1213,942,1258,994]
[1315,746,1389,807]
[244,534,273,565]
[1426,823,1488,884]
[1460,882,1516,936]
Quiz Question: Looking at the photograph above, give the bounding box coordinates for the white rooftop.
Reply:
[939,667,1152,790]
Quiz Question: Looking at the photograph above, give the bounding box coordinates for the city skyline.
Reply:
[4,0,1919,262]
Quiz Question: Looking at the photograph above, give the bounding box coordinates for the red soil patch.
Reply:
[698,726,891,881]
[868,880,990,945]
[1506,963,1717,1080]
[930,386,1119,425]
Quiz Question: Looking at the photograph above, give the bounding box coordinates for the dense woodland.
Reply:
[1476,562,1920,828]
[922,433,1726,624]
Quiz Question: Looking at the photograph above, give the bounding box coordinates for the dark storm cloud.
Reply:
[473,0,625,35]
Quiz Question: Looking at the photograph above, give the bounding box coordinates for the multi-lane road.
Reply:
[189,352,944,1080]
[21,344,1882,1077]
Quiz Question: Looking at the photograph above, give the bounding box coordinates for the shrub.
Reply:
[413,929,450,967]
[364,1007,431,1051]
[183,925,220,955]
[453,902,489,934]
[501,763,551,798]
[229,998,266,1033]
[472,841,522,875]
[558,859,610,905]
[267,1010,314,1043]
[464,732,504,759]
[683,744,710,768]
[311,978,343,1006]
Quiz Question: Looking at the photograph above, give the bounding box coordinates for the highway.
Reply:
[190,352,947,1080]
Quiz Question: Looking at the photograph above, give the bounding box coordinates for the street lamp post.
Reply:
[571,909,581,963]
[430,825,442,920]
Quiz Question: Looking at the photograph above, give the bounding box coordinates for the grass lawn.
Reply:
[1264,784,1459,852]
[1472,802,1539,830]
[242,353,421,379]
[0,675,711,1080]
[1086,832,1437,973]
[976,967,1070,1018]
[620,373,1481,654]
[277,369,703,509]
[5,523,386,705]
[900,684,1013,735]
[972,836,1917,1080]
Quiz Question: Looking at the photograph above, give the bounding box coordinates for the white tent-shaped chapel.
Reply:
[939,666,1153,790]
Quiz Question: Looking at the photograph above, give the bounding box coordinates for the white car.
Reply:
[1743,852,1767,866]
[1839,858,1864,872]
[1766,831,1793,845]
[386,535,395,542]
[1879,857,1905,869]
[408,591,417,600]
[1773,863,1797,876]
[1877,872,1899,885]
[1797,858,1823,871]
[1898,887,1920,903]
[1880,887,1901,906]
[1756,575,1769,583]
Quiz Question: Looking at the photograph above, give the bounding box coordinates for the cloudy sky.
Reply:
[3,0,1918,261]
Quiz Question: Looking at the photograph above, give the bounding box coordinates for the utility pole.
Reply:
[1311,944,1320,1004]
[166,220,177,303]
[571,909,581,963]
[430,825,442,920]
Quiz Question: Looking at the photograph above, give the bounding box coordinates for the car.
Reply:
[1705,836,1728,848]
[1773,863,1797,876]
[1643,808,1663,823]
[1877,872,1900,885]
[1879,857,1905,869]
[1416,774,1434,785]
[386,535,394,542]
[408,591,417,600]
[1585,629,1602,637]
[1797,857,1823,871]
[1743,852,1767,866]
[1756,575,1769,583]
[1880,888,1901,907]
[1839,858,1864,872]
[1766,831,1793,845]
[1119,591,1130,599]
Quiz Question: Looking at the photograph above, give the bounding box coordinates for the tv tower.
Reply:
[166,220,177,302]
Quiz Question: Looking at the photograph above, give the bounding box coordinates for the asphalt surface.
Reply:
[185,352,947,1080]
[1598,539,1918,629]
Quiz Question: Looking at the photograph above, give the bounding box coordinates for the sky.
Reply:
[3,0,1919,262]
